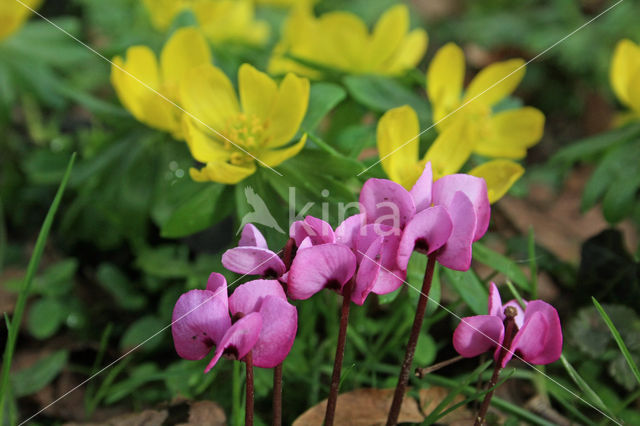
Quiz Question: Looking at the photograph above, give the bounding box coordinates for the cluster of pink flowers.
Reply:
[171,162,562,379]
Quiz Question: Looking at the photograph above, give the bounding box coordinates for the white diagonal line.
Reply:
[358,0,625,177]
[356,249,622,425]
[18,250,283,425]
[12,0,283,176]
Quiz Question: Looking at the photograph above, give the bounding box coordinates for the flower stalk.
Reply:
[246,351,255,426]
[324,279,354,426]
[387,255,437,426]
[474,306,518,426]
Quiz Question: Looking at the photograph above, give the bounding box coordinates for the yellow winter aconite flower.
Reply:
[111,28,211,139]
[376,42,543,203]
[180,64,310,184]
[0,0,41,42]
[255,0,315,7]
[142,0,268,46]
[269,4,427,78]
[610,39,640,125]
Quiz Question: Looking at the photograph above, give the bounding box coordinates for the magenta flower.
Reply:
[359,162,490,271]
[286,217,357,301]
[222,224,286,278]
[171,273,298,371]
[453,283,563,367]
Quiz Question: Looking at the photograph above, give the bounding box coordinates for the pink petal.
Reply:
[205,272,228,310]
[252,296,298,368]
[508,300,562,367]
[229,279,286,316]
[205,313,262,373]
[297,236,313,251]
[335,213,365,250]
[487,282,502,317]
[172,289,231,361]
[434,192,477,271]
[222,247,286,277]
[433,174,490,241]
[503,300,527,329]
[359,178,416,229]
[396,206,453,270]
[371,268,406,295]
[410,162,433,212]
[238,223,268,249]
[287,244,356,300]
[355,223,401,266]
[453,315,504,358]
[353,237,383,305]
[289,216,335,246]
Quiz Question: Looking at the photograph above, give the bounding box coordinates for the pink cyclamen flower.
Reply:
[453,283,562,367]
[286,216,357,301]
[360,162,490,271]
[171,273,297,371]
[222,224,286,278]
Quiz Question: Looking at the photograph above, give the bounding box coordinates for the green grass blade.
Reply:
[528,226,538,299]
[0,153,75,420]
[559,355,610,414]
[592,297,640,386]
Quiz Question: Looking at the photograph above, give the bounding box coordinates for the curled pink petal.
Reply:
[205,272,228,310]
[453,315,504,358]
[410,162,433,212]
[222,247,286,277]
[205,313,262,373]
[359,178,416,229]
[353,237,383,305]
[252,296,298,368]
[487,282,502,317]
[371,268,406,295]
[229,279,286,316]
[508,300,562,367]
[238,223,268,249]
[289,216,335,246]
[287,244,357,300]
[433,174,490,241]
[297,236,313,251]
[397,206,453,270]
[335,213,365,250]
[172,290,231,360]
[434,192,477,271]
[503,300,527,329]
[355,224,401,265]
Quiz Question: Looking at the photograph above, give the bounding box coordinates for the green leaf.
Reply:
[26,298,67,339]
[593,298,640,388]
[11,350,69,398]
[289,149,364,178]
[300,82,346,133]
[473,243,531,292]
[160,183,226,238]
[104,363,160,405]
[96,263,146,311]
[119,316,165,353]
[136,245,191,279]
[560,355,612,415]
[443,268,488,315]
[33,258,77,296]
[414,333,436,366]
[343,74,431,124]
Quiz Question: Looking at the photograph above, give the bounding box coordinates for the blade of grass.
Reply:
[0,153,75,420]
[559,355,610,415]
[528,226,538,299]
[592,297,640,386]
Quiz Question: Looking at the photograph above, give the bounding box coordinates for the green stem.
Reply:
[0,153,75,421]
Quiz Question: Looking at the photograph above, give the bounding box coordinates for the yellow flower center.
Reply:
[223,113,269,151]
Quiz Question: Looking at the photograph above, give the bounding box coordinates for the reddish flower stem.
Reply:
[282,237,296,269]
[387,256,436,426]
[324,279,354,426]
[245,351,255,426]
[272,363,283,426]
[474,307,518,426]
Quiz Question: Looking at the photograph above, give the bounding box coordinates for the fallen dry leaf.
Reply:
[64,409,168,426]
[293,386,470,425]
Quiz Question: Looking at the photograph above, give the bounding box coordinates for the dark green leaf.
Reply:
[136,245,191,279]
[26,298,67,339]
[96,263,146,311]
[119,316,165,353]
[300,82,346,133]
[473,243,531,292]
[160,183,226,238]
[11,350,69,398]
[443,268,488,315]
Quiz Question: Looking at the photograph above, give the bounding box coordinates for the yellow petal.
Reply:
[180,64,240,132]
[383,28,428,75]
[190,161,256,184]
[142,0,185,30]
[160,27,212,99]
[627,68,640,114]
[0,0,42,40]
[476,107,545,159]
[610,39,640,108]
[370,5,409,69]
[423,120,475,180]
[318,11,369,71]
[469,160,524,203]
[376,105,421,187]
[266,72,310,147]
[239,64,277,119]
[427,42,465,124]
[464,58,525,107]
[261,134,307,167]
[182,117,231,164]
[193,0,269,46]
